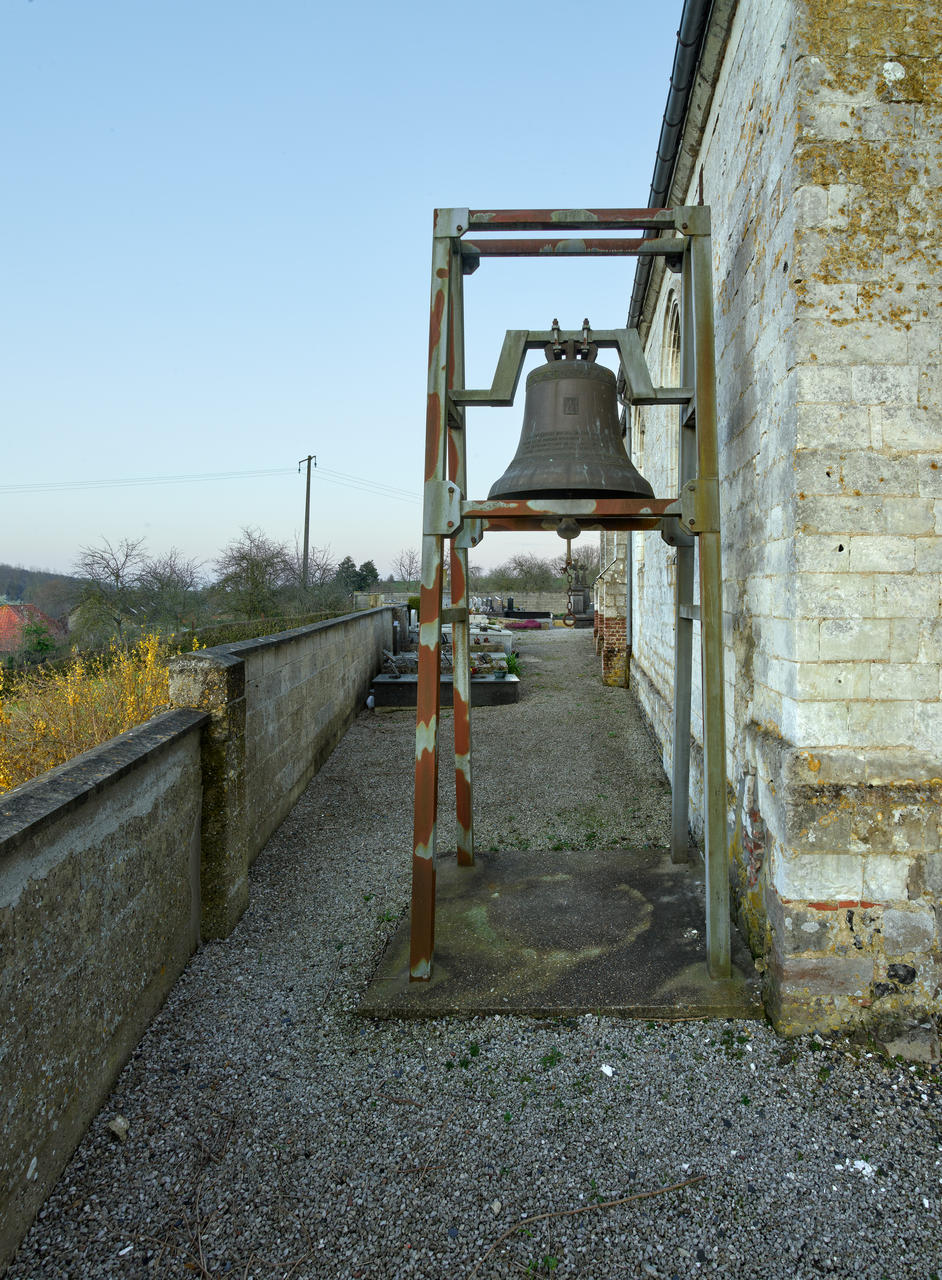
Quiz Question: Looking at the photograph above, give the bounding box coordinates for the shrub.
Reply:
[0,634,187,794]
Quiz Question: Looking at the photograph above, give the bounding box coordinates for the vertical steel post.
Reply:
[448,244,475,866]
[688,212,731,979]
[670,252,697,865]
[409,210,458,980]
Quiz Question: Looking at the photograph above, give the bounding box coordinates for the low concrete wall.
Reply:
[168,608,398,935]
[0,607,398,1271]
[0,710,206,1273]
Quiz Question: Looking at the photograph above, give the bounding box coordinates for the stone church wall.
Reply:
[625,0,941,1041]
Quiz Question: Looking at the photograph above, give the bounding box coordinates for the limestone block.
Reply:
[851,365,919,406]
[795,363,853,403]
[793,318,909,366]
[908,324,942,366]
[914,539,942,572]
[781,698,850,746]
[795,534,851,573]
[883,497,935,535]
[818,617,890,662]
[846,702,915,749]
[770,618,820,662]
[863,855,913,902]
[797,493,884,534]
[913,702,942,752]
[794,183,829,225]
[848,536,916,574]
[771,849,863,901]
[887,619,921,664]
[869,662,939,702]
[883,907,937,956]
[873,575,938,619]
[798,662,869,700]
[919,460,942,499]
[923,853,942,898]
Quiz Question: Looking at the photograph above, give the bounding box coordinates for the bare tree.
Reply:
[138,548,204,630]
[491,553,558,594]
[213,527,294,619]
[291,539,342,610]
[292,539,338,589]
[554,539,601,586]
[393,547,421,589]
[74,536,149,638]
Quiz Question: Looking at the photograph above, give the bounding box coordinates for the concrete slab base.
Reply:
[369,674,520,707]
[360,846,764,1021]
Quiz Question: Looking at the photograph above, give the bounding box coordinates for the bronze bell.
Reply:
[488,349,653,501]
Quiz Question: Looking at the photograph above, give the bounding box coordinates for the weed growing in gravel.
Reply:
[540,1048,562,1070]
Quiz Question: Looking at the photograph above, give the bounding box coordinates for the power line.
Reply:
[0,465,422,505]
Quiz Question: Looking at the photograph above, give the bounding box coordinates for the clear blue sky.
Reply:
[1,1,681,579]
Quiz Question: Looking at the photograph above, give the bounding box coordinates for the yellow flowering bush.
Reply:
[0,634,196,794]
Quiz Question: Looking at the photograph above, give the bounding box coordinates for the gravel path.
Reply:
[9,630,941,1279]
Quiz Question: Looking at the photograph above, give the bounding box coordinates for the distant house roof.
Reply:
[0,603,65,654]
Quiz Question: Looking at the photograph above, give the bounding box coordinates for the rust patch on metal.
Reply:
[409,854,436,979]
[427,288,445,368]
[424,394,442,481]
[453,689,471,757]
[455,767,473,867]
[450,550,466,602]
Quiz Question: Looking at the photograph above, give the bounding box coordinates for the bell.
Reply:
[488,353,654,500]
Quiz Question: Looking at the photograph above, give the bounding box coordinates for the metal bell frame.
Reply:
[411,206,730,982]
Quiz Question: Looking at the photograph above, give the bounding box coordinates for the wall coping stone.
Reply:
[0,708,208,859]
[195,608,394,661]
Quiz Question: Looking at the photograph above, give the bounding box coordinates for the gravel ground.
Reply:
[9,630,941,1279]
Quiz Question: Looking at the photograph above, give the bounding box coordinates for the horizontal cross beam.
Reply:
[466,208,678,231]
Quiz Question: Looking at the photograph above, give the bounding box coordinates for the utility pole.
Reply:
[298,454,316,590]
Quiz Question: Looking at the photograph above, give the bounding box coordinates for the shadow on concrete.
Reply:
[360,845,763,1021]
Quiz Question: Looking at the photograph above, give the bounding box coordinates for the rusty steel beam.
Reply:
[463,497,676,522]
[688,216,731,982]
[480,516,664,534]
[463,238,685,259]
[467,208,676,231]
[409,216,455,982]
[447,241,475,869]
[465,238,646,258]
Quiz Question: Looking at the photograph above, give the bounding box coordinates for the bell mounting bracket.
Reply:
[449,326,693,412]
